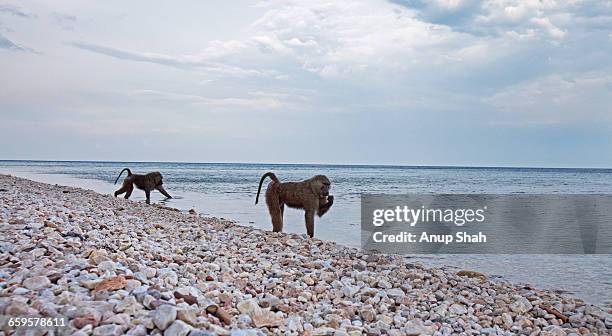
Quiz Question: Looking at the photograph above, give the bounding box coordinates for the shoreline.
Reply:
[0,166,358,247]
[0,174,610,335]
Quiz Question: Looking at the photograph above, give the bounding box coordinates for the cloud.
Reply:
[0,4,34,18]
[128,90,287,110]
[51,12,77,31]
[0,33,19,49]
[395,0,609,42]
[71,41,279,78]
[0,33,36,52]
[530,16,565,39]
[244,0,584,82]
[249,0,476,78]
[0,4,37,52]
[214,0,612,118]
[201,40,249,59]
[484,74,612,126]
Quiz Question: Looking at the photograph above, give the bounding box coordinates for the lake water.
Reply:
[0,160,610,307]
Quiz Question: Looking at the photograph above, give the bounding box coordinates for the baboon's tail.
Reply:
[114,168,132,184]
[255,172,279,204]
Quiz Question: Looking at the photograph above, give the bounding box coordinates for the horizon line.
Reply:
[0,159,611,171]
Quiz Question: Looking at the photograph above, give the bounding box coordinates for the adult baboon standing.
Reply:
[255,172,333,237]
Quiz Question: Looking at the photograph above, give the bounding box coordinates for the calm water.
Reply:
[0,161,611,307]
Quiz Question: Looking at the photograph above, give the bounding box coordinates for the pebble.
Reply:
[386,288,405,299]
[449,303,468,316]
[154,305,177,331]
[360,306,376,322]
[353,260,367,271]
[98,260,116,273]
[510,296,533,314]
[502,312,513,328]
[126,325,147,336]
[164,320,192,336]
[92,324,124,336]
[22,276,51,290]
[404,320,434,335]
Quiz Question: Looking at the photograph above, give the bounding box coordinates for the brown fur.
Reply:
[113,168,171,204]
[255,172,333,237]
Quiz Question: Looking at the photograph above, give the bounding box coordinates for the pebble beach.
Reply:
[0,174,610,336]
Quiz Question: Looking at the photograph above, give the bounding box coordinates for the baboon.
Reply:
[255,172,334,238]
[113,168,172,204]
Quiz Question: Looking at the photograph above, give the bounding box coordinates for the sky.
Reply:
[0,0,611,167]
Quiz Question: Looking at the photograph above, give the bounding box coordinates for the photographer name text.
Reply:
[372,231,487,244]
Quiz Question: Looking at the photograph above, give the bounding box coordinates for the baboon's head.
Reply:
[311,175,331,197]
[149,172,163,186]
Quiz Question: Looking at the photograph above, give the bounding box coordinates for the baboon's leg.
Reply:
[115,180,133,199]
[156,185,172,198]
[305,210,316,238]
[267,197,283,233]
[271,208,283,232]
[317,195,334,217]
[124,185,133,199]
[145,190,151,204]
[118,182,134,199]
[114,187,126,197]
[274,204,285,232]
[266,187,284,232]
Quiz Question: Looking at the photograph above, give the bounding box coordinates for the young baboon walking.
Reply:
[114,168,172,204]
[255,172,334,237]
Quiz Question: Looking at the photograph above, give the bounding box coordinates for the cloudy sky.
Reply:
[1,1,611,167]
